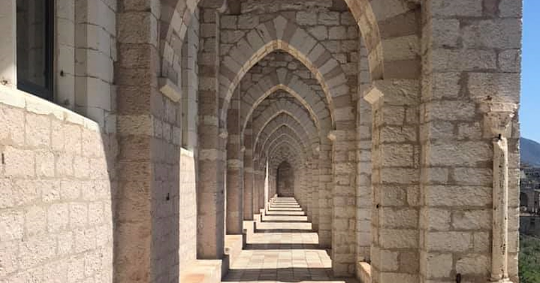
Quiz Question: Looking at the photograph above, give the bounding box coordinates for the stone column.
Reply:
[481,103,517,283]
[197,0,227,259]
[419,1,522,281]
[115,1,159,281]
[329,130,357,277]
[356,97,372,262]
[310,155,320,230]
[226,86,243,234]
[252,160,261,215]
[318,143,333,247]
[243,125,254,220]
[365,80,421,283]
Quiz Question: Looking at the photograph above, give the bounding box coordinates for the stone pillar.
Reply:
[258,168,265,211]
[329,130,357,277]
[356,98,372,262]
[481,103,517,283]
[197,0,226,259]
[310,156,320,230]
[318,143,333,247]
[114,1,159,281]
[243,125,254,220]
[226,86,243,234]
[419,1,521,282]
[252,158,261,215]
[365,81,421,283]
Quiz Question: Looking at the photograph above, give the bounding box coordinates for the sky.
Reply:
[521,0,540,143]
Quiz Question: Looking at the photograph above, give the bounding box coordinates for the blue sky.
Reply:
[521,0,540,143]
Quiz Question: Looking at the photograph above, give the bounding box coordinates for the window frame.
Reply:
[16,0,54,101]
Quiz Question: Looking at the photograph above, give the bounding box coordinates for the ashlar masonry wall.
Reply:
[0,88,116,282]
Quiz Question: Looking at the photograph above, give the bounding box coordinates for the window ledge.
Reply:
[0,85,100,131]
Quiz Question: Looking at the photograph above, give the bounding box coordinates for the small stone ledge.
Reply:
[224,235,243,267]
[180,260,222,283]
[0,86,101,132]
[357,262,372,283]
[181,147,195,157]
[159,77,182,102]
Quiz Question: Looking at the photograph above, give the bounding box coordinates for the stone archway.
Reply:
[277,161,295,197]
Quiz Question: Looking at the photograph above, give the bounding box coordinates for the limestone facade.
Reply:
[0,0,523,282]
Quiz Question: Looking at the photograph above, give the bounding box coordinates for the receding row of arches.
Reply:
[111,0,521,282]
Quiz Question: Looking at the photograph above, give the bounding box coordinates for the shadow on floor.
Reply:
[245,243,322,250]
[223,267,357,282]
[255,228,313,233]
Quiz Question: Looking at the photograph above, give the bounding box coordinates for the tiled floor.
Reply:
[223,197,358,283]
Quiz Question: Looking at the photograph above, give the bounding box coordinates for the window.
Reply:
[16,0,54,100]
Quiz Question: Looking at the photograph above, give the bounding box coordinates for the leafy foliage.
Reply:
[520,234,540,283]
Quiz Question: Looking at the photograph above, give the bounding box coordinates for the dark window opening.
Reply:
[16,0,54,100]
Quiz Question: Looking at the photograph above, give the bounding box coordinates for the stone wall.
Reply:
[277,161,294,197]
[0,88,115,282]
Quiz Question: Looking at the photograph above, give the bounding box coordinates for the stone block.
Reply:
[422,208,451,231]
[427,185,491,207]
[48,203,70,232]
[3,147,35,177]
[0,240,18,277]
[308,26,328,41]
[0,106,25,145]
[18,235,56,267]
[462,19,521,49]
[0,210,24,241]
[426,231,472,252]
[56,153,74,177]
[500,0,523,17]
[468,72,520,103]
[318,12,340,26]
[431,0,482,16]
[456,255,489,275]
[428,141,490,166]
[379,229,418,249]
[431,18,460,48]
[329,26,347,40]
[452,209,491,230]
[74,228,96,253]
[498,49,521,72]
[0,179,14,209]
[431,49,497,71]
[25,206,47,236]
[238,15,259,29]
[70,203,88,228]
[381,208,418,229]
[297,11,317,26]
[423,252,453,279]
[36,151,56,177]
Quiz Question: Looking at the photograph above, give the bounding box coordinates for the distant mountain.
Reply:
[521,138,540,168]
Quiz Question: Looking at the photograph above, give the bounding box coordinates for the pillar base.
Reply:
[489,278,513,283]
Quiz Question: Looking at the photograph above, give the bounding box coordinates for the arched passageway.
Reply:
[277,161,294,197]
[0,0,522,283]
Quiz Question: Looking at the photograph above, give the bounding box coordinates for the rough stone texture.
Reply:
[0,88,115,282]
[0,0,523,282]
[277,161,294,197]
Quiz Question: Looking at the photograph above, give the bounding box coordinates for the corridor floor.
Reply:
[223,197,358,283]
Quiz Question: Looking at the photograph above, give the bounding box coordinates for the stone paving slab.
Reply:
[223,197,358,283]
